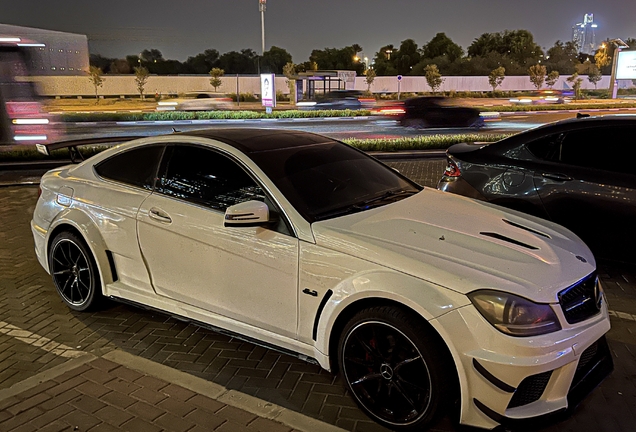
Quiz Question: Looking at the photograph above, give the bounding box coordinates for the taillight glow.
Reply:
[444,159,461,177]
[12,118,50,125]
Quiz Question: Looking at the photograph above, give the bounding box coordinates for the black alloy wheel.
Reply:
[49,231,102,312]
[338,306,454,431]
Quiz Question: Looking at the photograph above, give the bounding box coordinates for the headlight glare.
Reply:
[468,290,561,337]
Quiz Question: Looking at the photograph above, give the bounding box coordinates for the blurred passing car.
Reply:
[438,115,636,261]
[297,90,374,110]
[372,96,484,128]
[156,92,232,111]
[509,89,572,105]
[33,129,611,431]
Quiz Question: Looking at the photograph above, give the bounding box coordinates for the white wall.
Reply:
[30,75,633,97]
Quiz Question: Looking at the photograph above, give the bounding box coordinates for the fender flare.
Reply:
[45,208,113,288]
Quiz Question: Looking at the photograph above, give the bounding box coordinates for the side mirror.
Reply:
[224,200,269,227]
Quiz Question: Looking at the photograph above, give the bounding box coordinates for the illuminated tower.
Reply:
[572,14,598,55]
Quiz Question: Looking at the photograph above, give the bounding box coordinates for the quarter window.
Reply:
[94,145,164,190]
[157,145,265,211]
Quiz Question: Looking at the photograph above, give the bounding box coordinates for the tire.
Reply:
[338,306,455,431]
[48,231,103,312]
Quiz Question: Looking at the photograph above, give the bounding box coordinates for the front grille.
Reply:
[559,272,601,324]
[507,371,553,409]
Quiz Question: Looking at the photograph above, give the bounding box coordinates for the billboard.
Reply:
[616,50,636,80]
[260,73,276,108]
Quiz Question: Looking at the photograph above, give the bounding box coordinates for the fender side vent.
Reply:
[480,232,538,250]
[502,219,551,239]
[312,289,333,341]
[105,250,119,282]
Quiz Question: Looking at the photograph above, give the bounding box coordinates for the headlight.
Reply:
[468,290,561,337]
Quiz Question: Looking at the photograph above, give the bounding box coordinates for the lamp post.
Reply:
[385,49,393,60]
[259,0,266,56]
[608,38,629,99]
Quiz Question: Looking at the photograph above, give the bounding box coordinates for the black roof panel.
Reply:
[177,128,337,153]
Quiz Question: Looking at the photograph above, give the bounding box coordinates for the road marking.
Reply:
[0,320,84,358]
[608,310,636,321]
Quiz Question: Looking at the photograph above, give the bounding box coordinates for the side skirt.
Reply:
[109,295,321,366]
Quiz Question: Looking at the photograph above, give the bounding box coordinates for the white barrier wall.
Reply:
[30,75,631,97]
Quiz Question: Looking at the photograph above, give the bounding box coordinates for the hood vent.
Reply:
[479,232,539,250]
[502,219,551,239]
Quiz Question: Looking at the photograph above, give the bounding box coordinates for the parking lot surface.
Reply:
[0,159,634,432]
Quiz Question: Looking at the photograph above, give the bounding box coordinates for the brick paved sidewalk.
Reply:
[0,352,335,432]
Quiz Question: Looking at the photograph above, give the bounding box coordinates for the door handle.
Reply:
[542,173,572,182]
[148,207,172,223]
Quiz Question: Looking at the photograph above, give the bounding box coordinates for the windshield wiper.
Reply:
[314,189,418,221]
[359,189,418,207]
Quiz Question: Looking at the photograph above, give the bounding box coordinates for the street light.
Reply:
[385,49,393,60]
[259,0,266,56]
[608,38,630,99]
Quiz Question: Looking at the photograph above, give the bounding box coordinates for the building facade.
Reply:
[0,24,89,75]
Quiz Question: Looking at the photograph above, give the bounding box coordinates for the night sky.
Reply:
[2,0,635,61]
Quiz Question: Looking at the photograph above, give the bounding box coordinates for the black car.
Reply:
[298,90,367,110]
[437,115,636,261]
[374,96,484,128]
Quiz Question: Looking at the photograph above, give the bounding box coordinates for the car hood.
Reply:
[311,188,595,303]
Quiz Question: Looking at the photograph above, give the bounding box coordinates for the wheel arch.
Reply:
[46,210,114,288]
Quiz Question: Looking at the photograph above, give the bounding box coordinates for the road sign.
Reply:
[397,75,402,81]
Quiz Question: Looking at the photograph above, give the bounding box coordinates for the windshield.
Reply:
[248,141,422,222]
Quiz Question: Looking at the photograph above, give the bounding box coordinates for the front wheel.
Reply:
[48,231,103,312]
[338,306,455,431]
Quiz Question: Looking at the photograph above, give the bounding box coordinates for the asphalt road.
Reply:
[58,108,636,142]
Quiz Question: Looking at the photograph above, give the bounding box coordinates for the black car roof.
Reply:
[175,128,338,154]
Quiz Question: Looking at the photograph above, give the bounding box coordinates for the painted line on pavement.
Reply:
[608,310,636,321]
[0,320,85,358]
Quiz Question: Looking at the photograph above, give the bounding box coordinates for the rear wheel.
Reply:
[338,306,455,431]
[48,231,103,312]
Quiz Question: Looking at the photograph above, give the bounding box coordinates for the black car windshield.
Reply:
[248,141,421,222]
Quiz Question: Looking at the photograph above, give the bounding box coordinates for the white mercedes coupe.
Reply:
[32,129,612,431]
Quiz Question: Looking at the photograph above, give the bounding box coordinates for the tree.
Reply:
[109,59,131,74]
[394,39,420,75]
[594,46,611,70]
[140,49,164,63]
[567,73,583,100]
[488,67,506,91]
[209,68,224,91]
[262,46,293,74]
[365,68,376,95]
[424,64,444,92]
[134,66,149,99]
[185,49,220,74]
[88,66,104,103]
[543,40,579,75]
[421,33,464,62]
[89,54,115,73]
[219,49,258,74]
[545,70,559,88]
[528,64,547,90]
[309,45,364,75]
[587,65,602,89]
[282,62,296,104]
[372,44,397,76]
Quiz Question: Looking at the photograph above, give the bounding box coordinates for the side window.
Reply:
[157,145,265,211]
[526,133,563,162]
[559,127,634,174]
[94,145,164,190]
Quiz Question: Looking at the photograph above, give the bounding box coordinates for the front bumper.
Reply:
[432,295,612,430]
